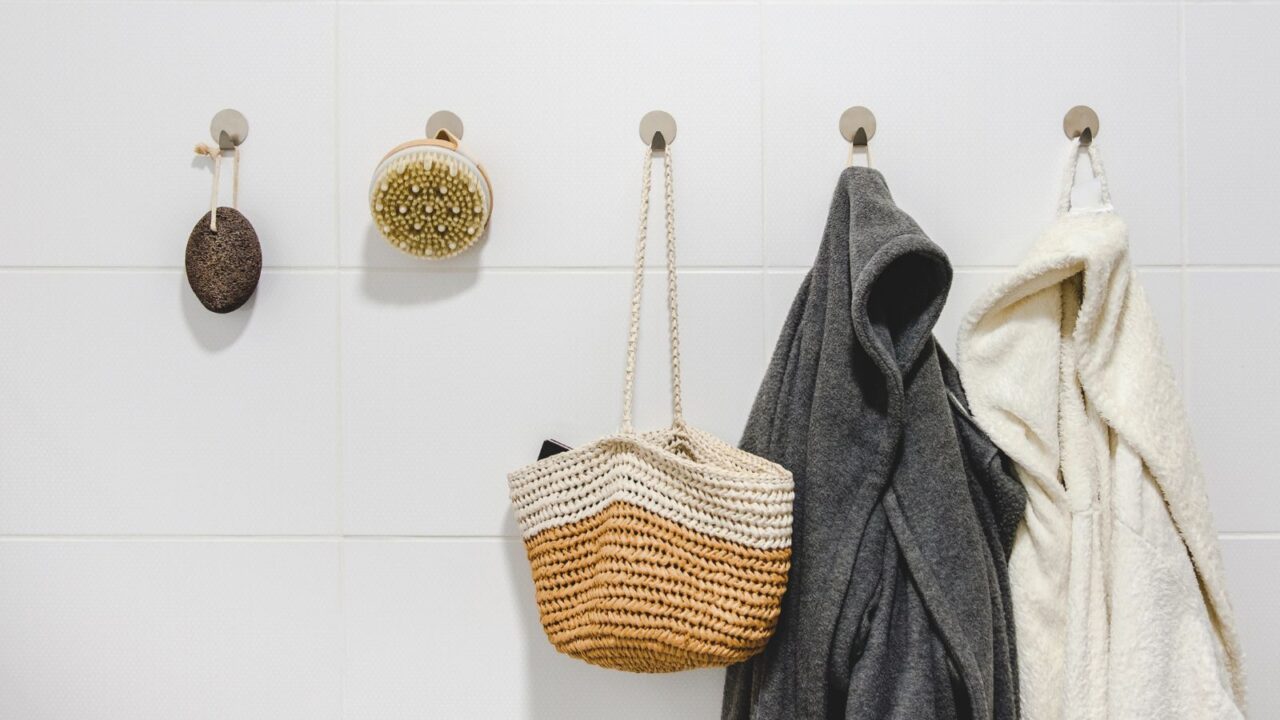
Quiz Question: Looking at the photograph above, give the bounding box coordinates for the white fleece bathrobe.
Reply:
[956,144,1246,719]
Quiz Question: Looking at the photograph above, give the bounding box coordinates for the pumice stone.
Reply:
[185,207,262,313]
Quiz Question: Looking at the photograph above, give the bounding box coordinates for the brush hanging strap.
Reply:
[619,146,685,435]
[1057,140,1111,215]
[195,143,241,231]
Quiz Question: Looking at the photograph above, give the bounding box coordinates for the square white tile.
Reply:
[0,271,339,534]
[760,3,1182,268]
[1219,538,1280,717]
[762,270,806,368]
[0,2,337,268]
[339,269,764,535]
[342,539,723,720]
[1186,4,1280,265]
[1185,271,1280,532]
[0,541,341,720]
[337,2,761,269]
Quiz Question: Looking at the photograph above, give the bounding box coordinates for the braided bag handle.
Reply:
[620,146,685,435]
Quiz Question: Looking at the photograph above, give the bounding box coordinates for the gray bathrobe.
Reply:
[722,167,1024,720]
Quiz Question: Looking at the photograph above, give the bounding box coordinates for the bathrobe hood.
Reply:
[723,167,1024,720]
[956,184,1247,718]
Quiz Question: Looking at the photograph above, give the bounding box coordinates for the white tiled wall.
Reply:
[0,1,1275,718]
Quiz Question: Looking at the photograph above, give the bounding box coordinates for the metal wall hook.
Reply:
[1063,105,1099,145]
[839,106,876,147]
[210,108,249,151]
[639,110,677,151]
[426,110,465,142]
[840,106,876,168]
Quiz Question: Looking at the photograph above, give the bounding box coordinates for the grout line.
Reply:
[0,266,339,274]
[1,532,1274,543]
[5,264,1279,274]
[336,538,348,717]
[0,535,343,542]
[0,534,518,542]
[341,535,518,542]
[18,0,1259,4]
[0,265,766,273]
[326,1,764,5]
[333,1,345,541]
[0,1,1234,5]
[745,1,1265,5]
[758,0,768,367]
[310,1,1276,6]
[331,3,347,718]
[0,530,1269,540]
[1183,265,1280,272]
[347,265,771,273]
[1178,0,1192,394]
[333,5,345,537]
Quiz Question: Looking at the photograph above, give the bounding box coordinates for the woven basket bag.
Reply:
[507,146,794,673]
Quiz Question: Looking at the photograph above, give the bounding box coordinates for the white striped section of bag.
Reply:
[509,426,794,550]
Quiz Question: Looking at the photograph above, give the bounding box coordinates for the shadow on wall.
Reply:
[501,530,724,719]
[359,224,486,305]
[179,273,254,352]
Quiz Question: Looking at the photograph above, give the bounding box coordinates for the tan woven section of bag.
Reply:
[507,147,794,673]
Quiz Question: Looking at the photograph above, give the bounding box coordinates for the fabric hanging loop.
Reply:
[619,146,685,434]
[1056,140,1111,215]
[845,142,872,169]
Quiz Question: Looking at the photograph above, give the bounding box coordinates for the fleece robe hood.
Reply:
[722,166,1025,720]
[955,144,1247,719]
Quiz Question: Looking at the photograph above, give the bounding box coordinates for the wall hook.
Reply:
[426,110,465,143]
[639,110,677,151]
[840,106,876,167]
[839,106,876,147]
[209,108,249,152]
[1063,105,1099,145]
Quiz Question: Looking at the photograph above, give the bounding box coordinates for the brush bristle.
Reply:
[370,150,489,258]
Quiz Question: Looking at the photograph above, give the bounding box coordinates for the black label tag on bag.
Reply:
[538,439,572,460]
